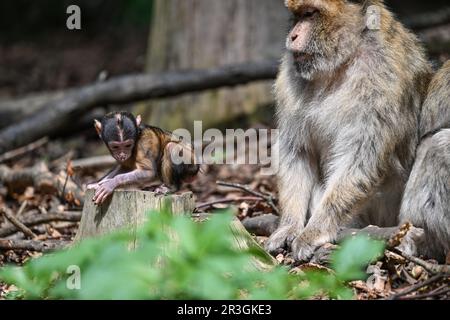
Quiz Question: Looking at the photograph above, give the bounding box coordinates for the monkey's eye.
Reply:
[295,7,319,20]
[124,143,133,149]
[111,146,119,150]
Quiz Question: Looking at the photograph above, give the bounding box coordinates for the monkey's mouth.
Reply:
[116,155,130,162]
[292,51,313,63]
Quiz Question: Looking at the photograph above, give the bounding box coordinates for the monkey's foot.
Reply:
[265,225,298,255]
[396,226,425,257]
[291,234,322,262]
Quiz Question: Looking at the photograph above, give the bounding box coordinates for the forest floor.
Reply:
[0,29,449,300]
[0,138,448,300]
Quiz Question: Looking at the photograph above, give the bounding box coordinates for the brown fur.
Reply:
[124,125,199,189]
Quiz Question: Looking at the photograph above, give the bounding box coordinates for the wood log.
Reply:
[0,162,84,204]
[0,239,70,252]
[76,189,276,270]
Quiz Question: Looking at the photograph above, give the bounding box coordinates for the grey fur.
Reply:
[265,1,450,261]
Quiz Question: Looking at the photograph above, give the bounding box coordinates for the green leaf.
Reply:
[331,235,385,282]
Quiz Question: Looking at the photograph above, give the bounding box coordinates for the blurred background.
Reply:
[0,0,448,134]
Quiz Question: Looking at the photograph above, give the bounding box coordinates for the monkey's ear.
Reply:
[94,119,102,137]
[285,0,299,11]
[136,114,142,127]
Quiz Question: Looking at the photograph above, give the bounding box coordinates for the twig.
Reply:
[0,239,70,252]
[0,205,37,239]
[399,286,450,300]
[0,137,48,163]
[387,274,447,300]
[196,197,262,210]
[0,211,82,237]
[392,248,450,274]
[216,181,279,215]
[60,173,70,204]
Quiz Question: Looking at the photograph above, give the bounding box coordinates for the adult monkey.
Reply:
[266,0,449,261]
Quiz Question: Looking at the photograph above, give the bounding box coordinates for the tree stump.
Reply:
[75,190,195,244]
[76,189,277,270]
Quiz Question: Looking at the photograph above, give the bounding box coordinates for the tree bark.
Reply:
[140,0,288,131]
[76,190,196,243]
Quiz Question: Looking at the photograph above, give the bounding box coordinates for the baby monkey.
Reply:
[88,111,199,204]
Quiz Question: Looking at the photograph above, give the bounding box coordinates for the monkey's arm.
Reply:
[293,120,396,260]
[93,168,155,204]
[265,148,317,253]
[87,165,122,189]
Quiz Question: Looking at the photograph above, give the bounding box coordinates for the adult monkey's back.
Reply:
[399,62,450,262]
[265,0,450,261]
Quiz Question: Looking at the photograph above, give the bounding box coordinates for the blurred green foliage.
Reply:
[0,210,384,300]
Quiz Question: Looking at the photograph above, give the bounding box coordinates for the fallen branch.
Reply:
[0,162,84,205]
[400,287,450,300]
[242,214,279,237]
[392,248,450,274]
[0,204,37,239]
[71,155,116,172]
[196,196,262,211]
[0,239,70,252]
[337,225,401,243]
[0,61,278,153]
[0,211,81,237]
[0,137,48,163]
[216,181,279,215]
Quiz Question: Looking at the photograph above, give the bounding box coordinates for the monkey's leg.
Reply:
[265,152,317,253]
[93,169,155,204]
[399,130,450,262]
[292,139,391,261]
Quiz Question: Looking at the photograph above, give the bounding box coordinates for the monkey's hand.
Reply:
[154,184,172,195]
[291,232,324,262]
[265,225,298,255]
[87,182,100,190]
[93,178,118,205]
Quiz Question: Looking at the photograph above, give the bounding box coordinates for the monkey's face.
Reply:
[108,139,135,163]
[95,111,140,164]
[285,0,363,79]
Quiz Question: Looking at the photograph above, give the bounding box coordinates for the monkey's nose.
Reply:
[291,34,298,42]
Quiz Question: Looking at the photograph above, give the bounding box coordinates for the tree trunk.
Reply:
[139,0,289,131]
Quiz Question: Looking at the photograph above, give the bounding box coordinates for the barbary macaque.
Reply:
[88,111,199,205]
[399,62,450,261]
[266,0,449,261]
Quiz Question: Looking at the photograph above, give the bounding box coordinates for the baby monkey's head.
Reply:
[94,111,142,163]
